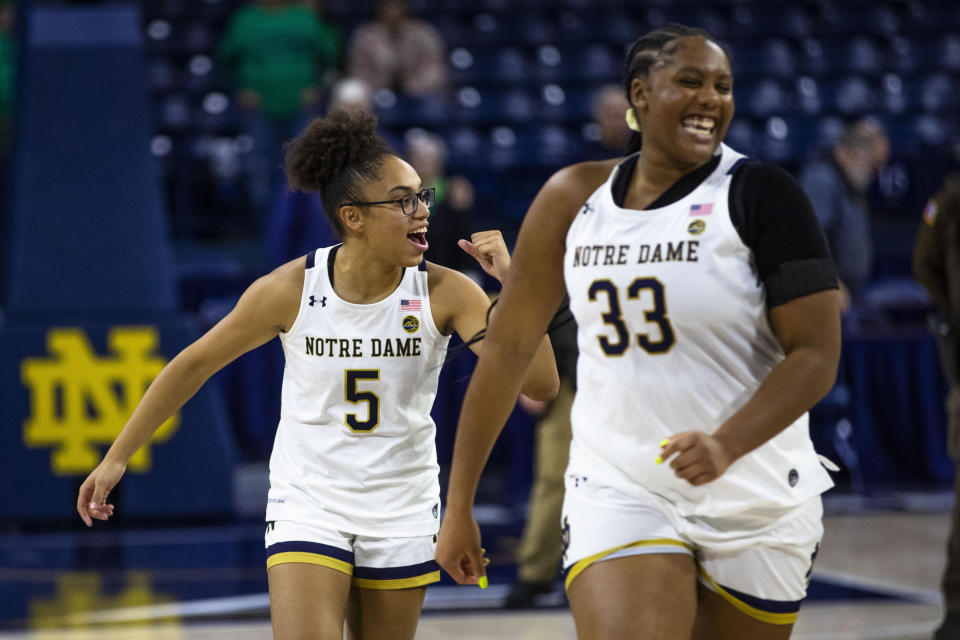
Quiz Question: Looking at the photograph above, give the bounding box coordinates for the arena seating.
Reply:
[137,0,959,468]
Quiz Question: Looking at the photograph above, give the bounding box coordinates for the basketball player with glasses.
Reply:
[77,109,558,640]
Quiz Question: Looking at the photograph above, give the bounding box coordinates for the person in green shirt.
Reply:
[218,0,339,222]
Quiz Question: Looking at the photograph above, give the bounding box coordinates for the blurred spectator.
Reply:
[582,84,631,160]
[218,0,339,223]
[404,129,476,275]
[913,169,960,640]
[265,78,401,266]
[799,118,890,311]
[0,0,14,305]
[505,303,577,608]
[0,0,13,153]
[347,0,448,98]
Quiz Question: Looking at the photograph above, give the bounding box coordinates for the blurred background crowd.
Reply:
[1,0,959,515]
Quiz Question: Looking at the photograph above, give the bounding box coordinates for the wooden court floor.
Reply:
[0,508,949,640]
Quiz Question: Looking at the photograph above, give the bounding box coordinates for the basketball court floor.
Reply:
[0,492,950,640]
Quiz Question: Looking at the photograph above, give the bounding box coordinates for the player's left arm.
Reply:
[430,232,559,400]
[661,163,842,485]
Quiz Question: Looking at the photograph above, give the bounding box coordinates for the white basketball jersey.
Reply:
[564,145,833,520]
[267,246,450,536]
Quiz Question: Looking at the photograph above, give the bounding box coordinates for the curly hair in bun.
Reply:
[284,109,391,238]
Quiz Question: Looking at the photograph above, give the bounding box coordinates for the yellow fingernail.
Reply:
[479,576,488,589]
[655,456,663,465]
[660,438,669,447]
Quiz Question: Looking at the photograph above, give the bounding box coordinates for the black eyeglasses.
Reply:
[340,187,435,216]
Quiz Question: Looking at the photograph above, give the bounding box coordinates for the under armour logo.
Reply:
[580,202,593,215]
[309,296,327,307]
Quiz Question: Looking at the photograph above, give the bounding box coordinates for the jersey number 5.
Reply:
[345,369,380,432]
[588,278,676,356]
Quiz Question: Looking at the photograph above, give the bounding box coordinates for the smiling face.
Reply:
[629,36,734,169]
[340,155,431,268]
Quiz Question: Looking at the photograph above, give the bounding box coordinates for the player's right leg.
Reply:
[265,520,356,640]
[268,562,351,640]
[561,469,698,639]
[568,553,697,640]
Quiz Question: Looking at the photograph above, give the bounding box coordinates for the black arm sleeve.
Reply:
[729,162,839,309]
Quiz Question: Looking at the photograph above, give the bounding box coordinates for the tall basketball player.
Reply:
[436,24,841,640]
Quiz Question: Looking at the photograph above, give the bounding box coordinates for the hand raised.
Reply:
[458,230,511,283]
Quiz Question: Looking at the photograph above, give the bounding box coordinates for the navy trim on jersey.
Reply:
[328,244,342,286]
[305,250,316,270]
[353,559,440,580]
[718,583,803,614]
[726,157,749,175]
[266,540,355,564]
[607,149,837,309]
[611,153,720,210]
[418,257,427,271]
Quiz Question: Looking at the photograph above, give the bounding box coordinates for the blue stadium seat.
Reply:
[464,47,530,86]
[574,10,641,47]
[501,11,556,46]
[444,126,486,168]
[538,85,593,123]
[453,88,537,126]
[880,73,910,115]
[180,20,215,54]
[534,43,619,84]
[887,36,920,74]
[910,114,955,147]
[464,12,506,45]
[670,5,727,39]
[798,38,829,76]
[554,9,592,42]
[147,56,180,94]
[916,73,958,114]
[904,2,960,34]
[814,4,899,36]
[733,38,798,79]
[823,76,880,116]
[838,37,887,75]
[758,116,804,164]
[739,79,794,118]
[156,93,195,132]
[793,75,823,116]
[724,120,759,158]
[727,4,812,39]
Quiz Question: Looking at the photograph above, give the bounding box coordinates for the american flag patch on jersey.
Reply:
[400,299,422,311]
[689,203,714,216]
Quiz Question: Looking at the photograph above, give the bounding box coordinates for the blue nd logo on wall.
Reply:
[0,323,234,520]
[21,327,180,476]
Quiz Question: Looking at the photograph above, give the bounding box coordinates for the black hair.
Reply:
[622,23,732,154]
[284,109,391,238]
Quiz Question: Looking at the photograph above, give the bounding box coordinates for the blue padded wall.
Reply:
[4,5,176,315]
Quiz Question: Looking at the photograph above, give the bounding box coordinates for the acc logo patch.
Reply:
[687,219,706,235]
[402,315,420,334]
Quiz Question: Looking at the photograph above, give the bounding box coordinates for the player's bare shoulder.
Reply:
[538,159,621,224]
[550,159,620,200]
[246,254,308,333]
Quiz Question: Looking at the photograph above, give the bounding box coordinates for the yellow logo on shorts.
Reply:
[21,327,180,475]
[688,219,706,235]
[402,315,420,334]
